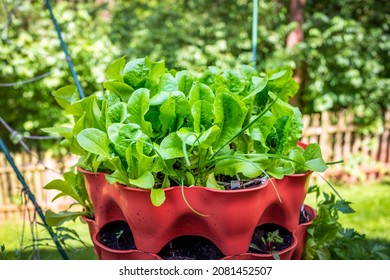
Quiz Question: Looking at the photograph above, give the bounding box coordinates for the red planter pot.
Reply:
[81,216,101,259]
[80,167,311,256]
[85,205,316,260]
[92,231,162,260]
[291,204,317,260]
[259,171,311,231]
[223,205,316,260]
[222,237,298,260]
[80,141,312,257]
[82,217,162,260]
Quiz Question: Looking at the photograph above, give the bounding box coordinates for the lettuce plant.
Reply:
[43,56,328,211]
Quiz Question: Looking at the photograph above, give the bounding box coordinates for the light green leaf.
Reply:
[213,91,248,151]
[45,210,86,227]
[149,91,169,105]
[150,188,166,207]
[188,83,214,107]
[43,170,89,208]
[53,85,79,109]
[160,132,184,159]
[103,81,134,103]
[105,55,126,81]
[107,102,127,124]
[147,57,165,86]
[198,125,221,148]
[77,128,110,158]
[206,173,224,190]
[214,157,265,179]
[191,100,214,133]
[43,179,77,202]
[158,73,178,92]
[110,123,142,156]
[127,88,153,136]
[176,70,195,95]
[249,112,276,152]
[123,57,149,88]
[304,143,328,172]
[129,171,155,189]
[125,140,155,178]
[41,126,72,139]
[251,76,268,95]
[105,170,130,185]
[159,95,176,133]
[177,128,198,146]
[288,147,307,173]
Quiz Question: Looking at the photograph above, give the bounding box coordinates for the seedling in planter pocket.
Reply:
[250,229,284,260]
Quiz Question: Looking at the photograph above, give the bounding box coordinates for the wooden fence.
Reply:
[0,151,77,220]
[301,110,390,183]
[0,110,389,220]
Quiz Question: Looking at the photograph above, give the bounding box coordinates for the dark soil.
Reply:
[96,220,224,259]
[215,175,268,190]
[248,223,293,254]
[154,175,268,190]
[97,221,136,250]
[158,236,224,260]
[299,207,311,224]
[97,220,295,259]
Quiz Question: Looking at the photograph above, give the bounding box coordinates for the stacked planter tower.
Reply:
[82,166,316,260]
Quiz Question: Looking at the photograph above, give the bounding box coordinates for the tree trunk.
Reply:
[286,0,305,108]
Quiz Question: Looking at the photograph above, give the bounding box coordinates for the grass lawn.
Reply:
[304,180,390,242]
[0,181,389,260]
[0,217,97,260]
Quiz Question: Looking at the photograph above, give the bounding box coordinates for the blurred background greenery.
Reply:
[1,0,389,151]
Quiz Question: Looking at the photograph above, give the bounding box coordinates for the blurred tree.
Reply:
[286,0,305,108]
[0,0,388,152]
[108,0,294,72]
[297,0,389,128]
[0,0,120,151]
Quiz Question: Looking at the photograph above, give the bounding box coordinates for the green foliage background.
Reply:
[0,0,388,151]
